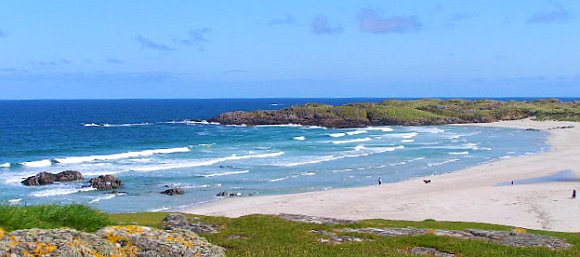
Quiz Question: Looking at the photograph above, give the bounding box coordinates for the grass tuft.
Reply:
[0,204,112,232]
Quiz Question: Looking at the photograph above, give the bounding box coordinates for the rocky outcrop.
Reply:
[408,247,455,257]
[309,229,368,244]
[162,214,219,234]
[21,170,84,186]
[277,214,356,225]
[209,109,372,128]
[88,175,122,190]
[161,188,185,195]
[0,228,122,256]
[55,170,84,182]
[337,227,572,249]
[0,225,226,257]
[96,225,225,256]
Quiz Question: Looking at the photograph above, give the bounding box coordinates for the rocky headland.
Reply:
[208,98,579,128]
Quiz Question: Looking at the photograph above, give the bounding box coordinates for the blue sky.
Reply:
[0,0,579,99]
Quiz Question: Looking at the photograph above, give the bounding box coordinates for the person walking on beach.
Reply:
[572,189,576,199]
[378,177,383,186]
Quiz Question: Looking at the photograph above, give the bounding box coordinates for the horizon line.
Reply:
[0,96,579,101]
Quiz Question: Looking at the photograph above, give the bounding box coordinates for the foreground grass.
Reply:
[2,205,580,256]
[0,204,111,232]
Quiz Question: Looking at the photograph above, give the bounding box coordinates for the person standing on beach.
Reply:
[573,189,576,199]
[378,178,383,186]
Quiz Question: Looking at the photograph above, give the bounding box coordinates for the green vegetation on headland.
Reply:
[3,205,580,256]
[209,98,580,128]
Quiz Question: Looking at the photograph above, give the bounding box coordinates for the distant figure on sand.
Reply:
[423,179,431,184]
[573,189,576,199]
[511,180,514,186]
[378,178,382,185]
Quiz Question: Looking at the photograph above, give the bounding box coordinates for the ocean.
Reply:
[0,98,555,212]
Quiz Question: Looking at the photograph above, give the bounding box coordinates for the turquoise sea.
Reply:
[0,99,552,212]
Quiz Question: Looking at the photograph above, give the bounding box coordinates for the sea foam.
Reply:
[132,152,284,172]
[0,162,10,168]
[54,147,191,164]
[203,170,250,177]
[89,194,117,204]
[346,130,368,135]
[365,127,394,132]
[30,187,96,198]
[20,159,53,168]
[332,137,372,144]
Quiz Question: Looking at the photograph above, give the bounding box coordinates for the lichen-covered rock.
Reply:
[96,225,225,257]
[162,214,219,234]
[89,174,122,190]
[338,227,572,250]
[0,228,122,257]
[0,226,225,257]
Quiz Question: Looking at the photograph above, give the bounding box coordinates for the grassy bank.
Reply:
[2,205,580,256]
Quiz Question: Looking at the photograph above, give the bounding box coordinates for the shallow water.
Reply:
[0,99,549,212]
[497,170,580,186]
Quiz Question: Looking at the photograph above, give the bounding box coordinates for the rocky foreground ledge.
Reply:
[0,224,225,257]
[208,99,579,128]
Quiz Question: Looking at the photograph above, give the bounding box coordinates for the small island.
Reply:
[209,98,580,128]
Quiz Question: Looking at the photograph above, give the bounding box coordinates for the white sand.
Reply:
[185,119,580,232]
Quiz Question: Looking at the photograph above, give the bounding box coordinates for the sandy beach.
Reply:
[185,119,580,232]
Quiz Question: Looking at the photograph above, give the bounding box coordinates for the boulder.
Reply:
[21,172,55,186]
[161,188,185,195]
[0,228,121,256]
[88,175,122,190]
[162,214,219,234]
[96,225,225,256]
[21,170,85,186]
[55,170,84,182]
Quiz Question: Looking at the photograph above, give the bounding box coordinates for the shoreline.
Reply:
[184,118,580,232]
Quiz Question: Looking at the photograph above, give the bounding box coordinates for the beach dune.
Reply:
[185,119,580,232]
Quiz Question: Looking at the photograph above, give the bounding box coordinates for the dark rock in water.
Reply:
[108,190,128,195]
[216,191,242,197]
[21,170,85,186]
[88,174,122,190]
[162,214,219,234]
[55,170,84,182]
[161,188,185,195]
[21,172,56,186]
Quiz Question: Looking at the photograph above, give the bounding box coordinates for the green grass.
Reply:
[108,212,580,257]
[0,204,112,232]
[3,205,580,256]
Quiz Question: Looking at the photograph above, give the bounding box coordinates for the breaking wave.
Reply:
[132,152,285,172]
